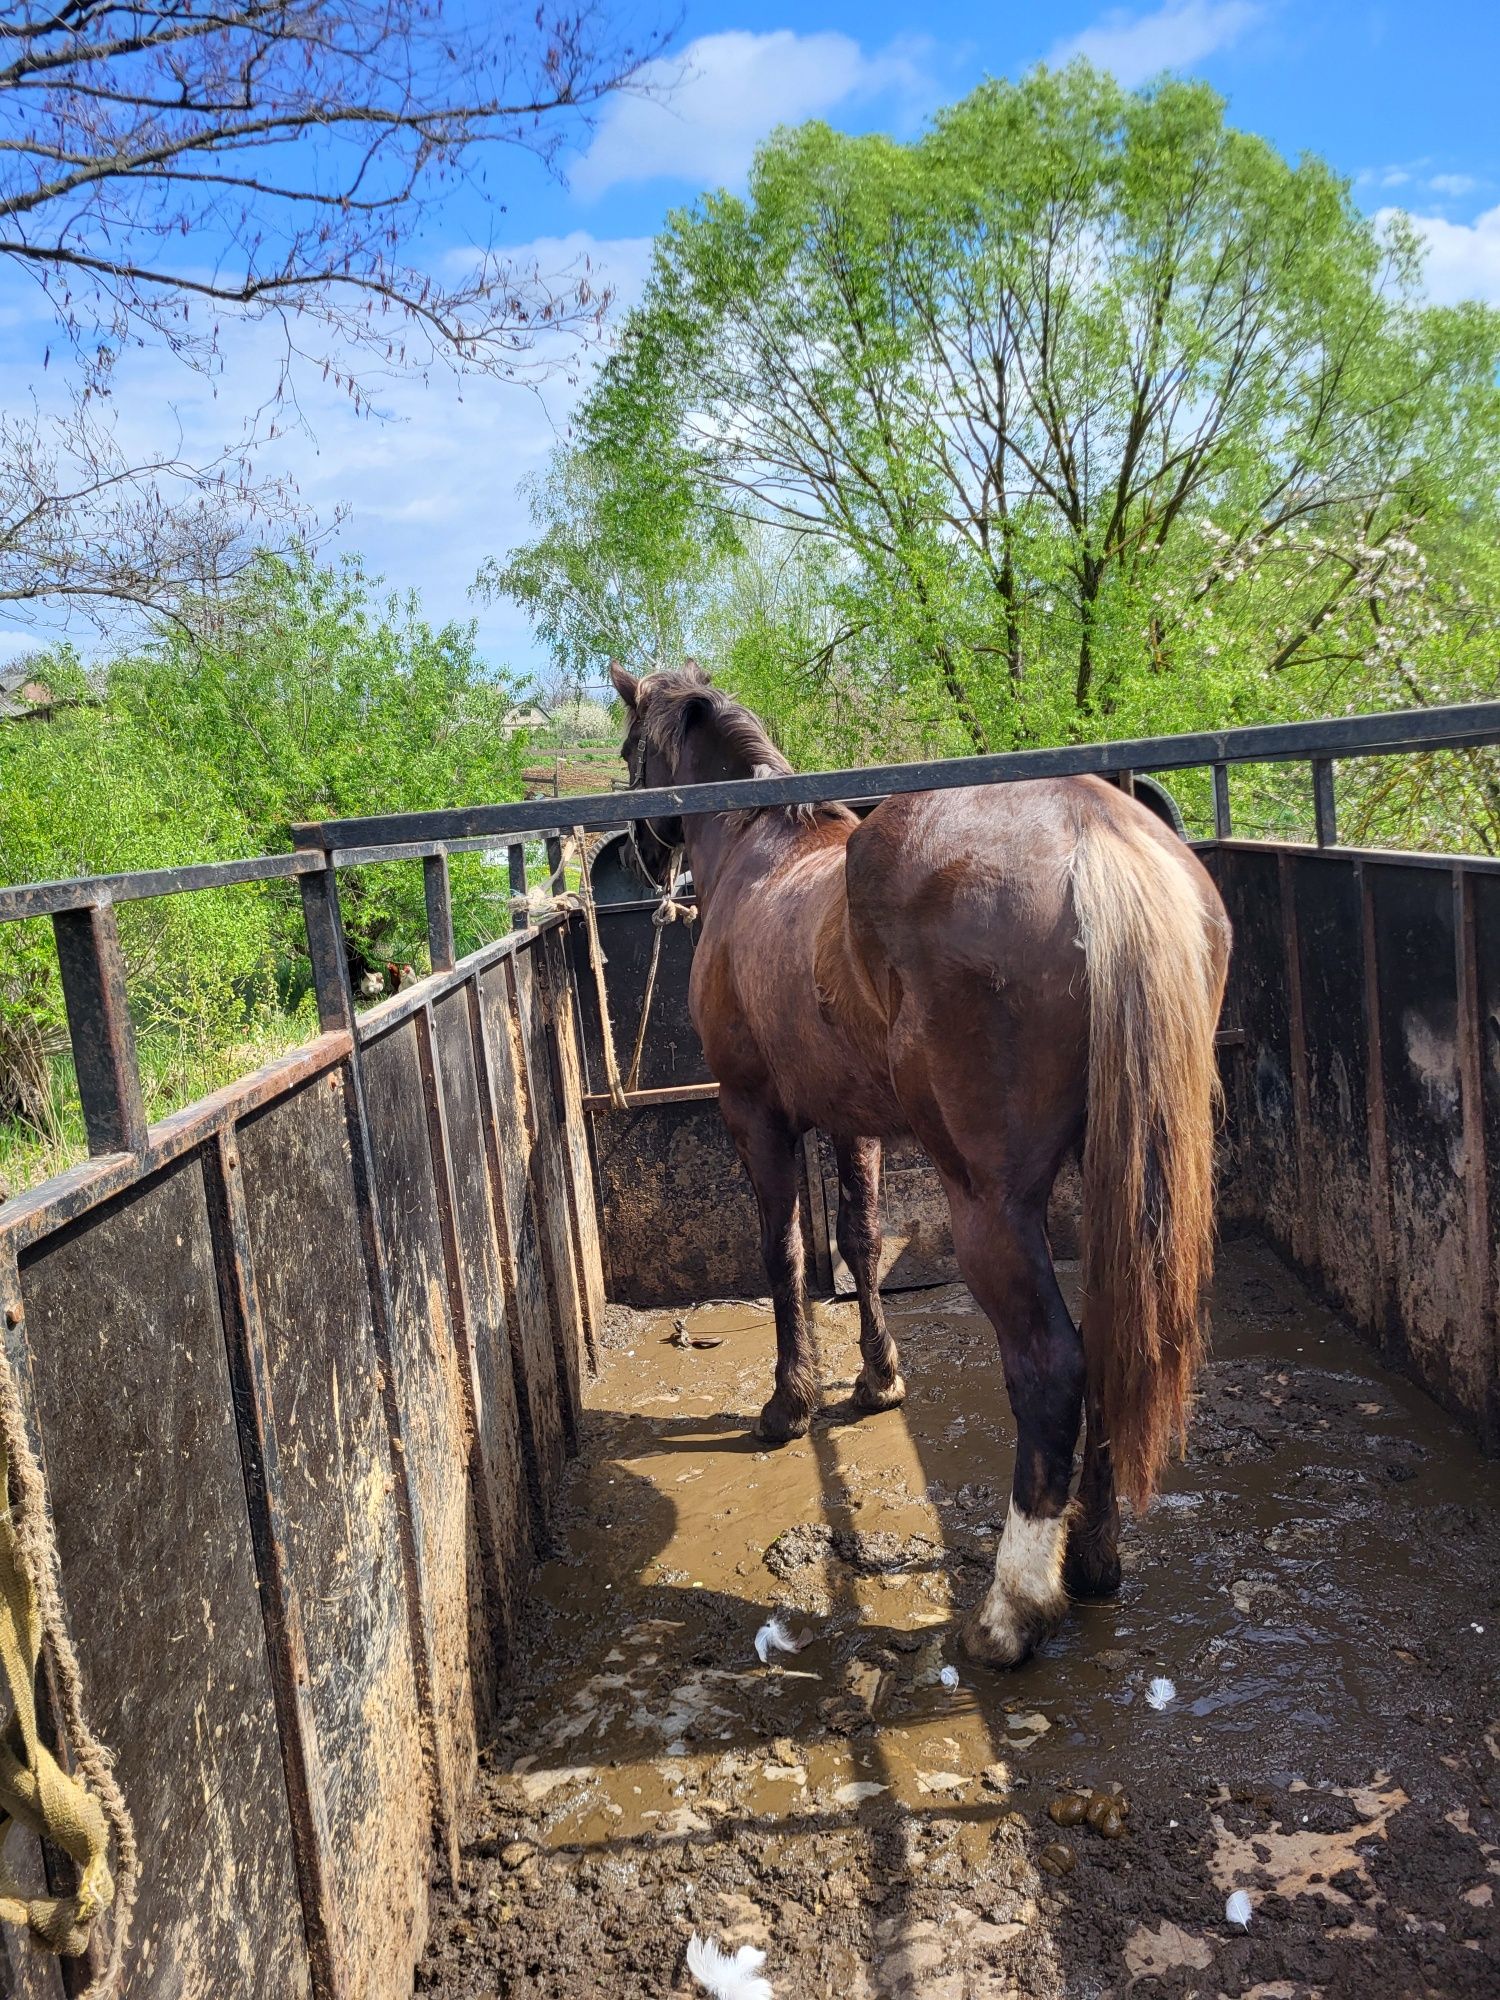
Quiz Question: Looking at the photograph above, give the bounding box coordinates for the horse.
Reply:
[609,663,1230,1667]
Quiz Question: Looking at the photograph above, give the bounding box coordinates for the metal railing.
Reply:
[4,700,1499,1167]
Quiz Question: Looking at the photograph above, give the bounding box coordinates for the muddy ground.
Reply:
[417,1238,1500,1998]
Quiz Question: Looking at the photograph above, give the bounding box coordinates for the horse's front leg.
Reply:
[834,1136,905,1414]
[722,1091,820,1442]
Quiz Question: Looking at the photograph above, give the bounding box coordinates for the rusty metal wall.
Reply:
[1211,843,1499,1453]
[0,914,601,2000]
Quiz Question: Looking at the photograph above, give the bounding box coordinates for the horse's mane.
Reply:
[639,668,855,827]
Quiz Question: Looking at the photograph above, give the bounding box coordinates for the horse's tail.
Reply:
[1069,803,1228,1509]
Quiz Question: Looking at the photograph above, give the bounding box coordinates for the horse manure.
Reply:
[1048,1794,1089,1828]
[1039,1841,1077,1876]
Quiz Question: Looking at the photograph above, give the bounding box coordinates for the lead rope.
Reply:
[0,1332,136,1993]
[572,826,631,1112]
[623,851,697,1095]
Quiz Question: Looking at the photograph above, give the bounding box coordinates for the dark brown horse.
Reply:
[611,664,1230,1666]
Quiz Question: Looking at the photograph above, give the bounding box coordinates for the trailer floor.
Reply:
[418,1238,1500,1999]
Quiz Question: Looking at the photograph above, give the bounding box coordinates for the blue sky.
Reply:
[4,0,1499,679]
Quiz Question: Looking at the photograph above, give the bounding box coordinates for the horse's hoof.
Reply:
[756,1395,813,1444]
[1063,1537,1123,1602]
[959,1589,1065,1670]
[852,1370,907,1414]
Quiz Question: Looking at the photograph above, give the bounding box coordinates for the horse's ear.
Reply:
[609,660,641,710]
[682,658,712,687]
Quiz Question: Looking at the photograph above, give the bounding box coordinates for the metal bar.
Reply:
[1277,852,1314,1269]
[1212,763,1232,839]
[412,1000,512,1661]
[503,954,579,1451]
[1357,859,1396,1357]
[333,1043,460,1882]
[1115,769,1136,798]
[51,904,146,1157]
[0,851,322,925]
[290,700,1500,852]
[802,1133,835,1295]
[1312,758,1338,847]
[295,859,355,1037]
[0,1035,351,1254]
[203,1130,348,2000]
[581,1081,723,1113]
[533,936,601,1375]
[463,974,546,1542]
[1453,867,1497,1452]
[508,844,529,933]
[1207,838,1500,878]
[423,853,456,974]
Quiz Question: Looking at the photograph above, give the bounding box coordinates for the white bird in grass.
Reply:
[686,1934,774,1999]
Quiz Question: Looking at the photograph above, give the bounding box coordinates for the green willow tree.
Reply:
[502,64,1500,836]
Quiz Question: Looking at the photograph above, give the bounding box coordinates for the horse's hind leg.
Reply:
[1066,1385,1123,1601]
[721,1089,821,1443]
[835,1137,905,1414]
[945,1188,1085,1667]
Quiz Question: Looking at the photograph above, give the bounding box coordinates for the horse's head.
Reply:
[610,659,713,888]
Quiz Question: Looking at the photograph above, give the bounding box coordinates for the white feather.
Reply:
[1225,1889,1254,1929]
[1145,1675,1177,1710]
[753,1615,809,1665]
[686,1933,774,1999]
[938,1665,960,1690]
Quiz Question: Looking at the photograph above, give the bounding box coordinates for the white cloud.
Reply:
[1428,173,1479,199]
[1377,203,1500,306]
[572,30,932,198]
[0,232,656,669]
[1049,0,1263,87]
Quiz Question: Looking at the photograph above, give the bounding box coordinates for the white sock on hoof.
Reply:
[976,1505,1068,1650]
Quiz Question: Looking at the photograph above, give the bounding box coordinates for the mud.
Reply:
[416,1238,1500,1998]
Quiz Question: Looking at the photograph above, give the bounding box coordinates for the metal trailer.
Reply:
[0,701,1496,1995]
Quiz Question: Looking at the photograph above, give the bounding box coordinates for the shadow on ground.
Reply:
[417,1237,1500,1999]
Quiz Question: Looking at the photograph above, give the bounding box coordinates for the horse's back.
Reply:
[847,776,1214,986]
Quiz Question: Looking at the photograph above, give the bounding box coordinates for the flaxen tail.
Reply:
[1070,804,1229,1509]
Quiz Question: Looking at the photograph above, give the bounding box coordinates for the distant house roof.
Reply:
[500,703,552,734]
[0,662,67,722]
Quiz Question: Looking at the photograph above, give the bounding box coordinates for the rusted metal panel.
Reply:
[538,928,606,1370]
[203,1132,348,1998]
[1213,846,1299,1242]
[474,963,569,1510]
[430,989,534,1693]
[236,1076,429,1999]
[509,949,586,1429]
[359,1024,478,1815]
[1370,864,1479,1423]
[1458,870,1499,1451]
[1290,856,1377,1327]
[16,1160,310,1997]
[592,1100,777,1309]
